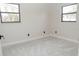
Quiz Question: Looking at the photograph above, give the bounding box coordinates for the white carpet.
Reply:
[2,37,78,56]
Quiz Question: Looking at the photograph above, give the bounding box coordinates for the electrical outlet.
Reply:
[43,31,46,34]
[54,30,58,34]
[28,33,30,37]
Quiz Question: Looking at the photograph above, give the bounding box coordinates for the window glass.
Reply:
[62,4,77,22]
[63,14,76,21]
[63,4,77,13]
[1,13,19,22]
[0,4,19,12]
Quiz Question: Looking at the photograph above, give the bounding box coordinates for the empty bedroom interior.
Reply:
[0,3,79,56]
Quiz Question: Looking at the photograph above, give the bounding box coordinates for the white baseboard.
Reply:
[2,33,79,47]
[2,34,51,47]
[50,34,79,44]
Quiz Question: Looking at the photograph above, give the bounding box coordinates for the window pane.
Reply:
[63,4,77,13]
[0,4,19,12]
[63,14,76,21]
[1,13,19,22]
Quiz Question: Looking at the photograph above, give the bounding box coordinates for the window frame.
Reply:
[61,3,77,22]
[0,3,21,23]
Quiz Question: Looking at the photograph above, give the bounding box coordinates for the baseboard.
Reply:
[2,34,79,47]
[50,34,79,44]
[2,34,51,47]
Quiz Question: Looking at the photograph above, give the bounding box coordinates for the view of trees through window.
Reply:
[0,3,20,23]
[62,4,77,22]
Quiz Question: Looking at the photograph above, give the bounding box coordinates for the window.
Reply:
[0,3,20,23]
[62,4,77,22]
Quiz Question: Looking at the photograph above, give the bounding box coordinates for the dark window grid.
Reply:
[61,13,77,22]
[61,4,77,22]
[63,12,77,15]
[0,3,21,23]
[0,12,19,14]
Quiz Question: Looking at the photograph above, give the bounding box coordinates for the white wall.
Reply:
[0,16,2,55]
[1,3,51,46]
[0,41,2,56]
[1,3,79,46]
[50,3,79,41]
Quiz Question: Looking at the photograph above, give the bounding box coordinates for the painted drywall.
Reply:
[1,3,79,46]
[0,18,2,55]
[50,3,79,41]
[1,3,51,46]
[0,41,2,56]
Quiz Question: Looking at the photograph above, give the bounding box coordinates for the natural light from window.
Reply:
[62,4,77,22]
